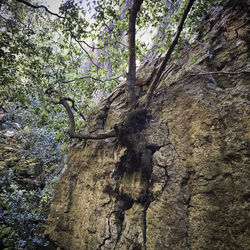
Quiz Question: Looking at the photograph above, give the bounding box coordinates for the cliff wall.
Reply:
[46,1,250,249]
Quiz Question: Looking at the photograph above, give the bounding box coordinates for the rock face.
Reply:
[46,1,250,249]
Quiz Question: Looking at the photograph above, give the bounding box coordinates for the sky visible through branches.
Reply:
[42,0,155,50]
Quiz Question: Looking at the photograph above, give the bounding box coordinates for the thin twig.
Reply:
[61,75,122,84]
[166,0,178,10]
[72,35,99,69]
[75,39,105,50]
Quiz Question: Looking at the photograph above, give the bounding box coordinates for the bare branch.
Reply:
[64,97,86,121]
[68,129,116,140]
[77,40,105,50]
[61,75,122,84]
[72,35,99,69]
[45,88,116,140]
[145,0,196,107]
[16,0,64,19]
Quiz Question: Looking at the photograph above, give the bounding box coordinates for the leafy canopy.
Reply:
[0,0,226,141]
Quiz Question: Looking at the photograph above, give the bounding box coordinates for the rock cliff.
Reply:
[46,1,250,249]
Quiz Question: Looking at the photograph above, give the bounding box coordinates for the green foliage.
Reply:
[0,174,51,249]
[191,56,198,62]
[0,104,66,249]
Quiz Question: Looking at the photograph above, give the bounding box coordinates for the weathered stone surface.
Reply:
[46,141,127,249]
[46,2,250,250]
[136,65,155,86]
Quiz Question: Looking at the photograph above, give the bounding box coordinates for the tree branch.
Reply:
[64,97,86,121]
[76,39,105,50]
[145,0,196,107]
[60,75,122,85]
[16,0,64,19]
[72,35,99,69]
[45,88,116,140]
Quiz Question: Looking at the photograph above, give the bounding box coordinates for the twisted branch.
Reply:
[45,88,116,140]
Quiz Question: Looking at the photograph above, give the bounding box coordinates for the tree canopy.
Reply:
[0,0,227,142]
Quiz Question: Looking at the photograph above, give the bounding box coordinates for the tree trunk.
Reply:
[127,0,144,106]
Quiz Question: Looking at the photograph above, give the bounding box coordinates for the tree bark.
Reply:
[127,0,144,106]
